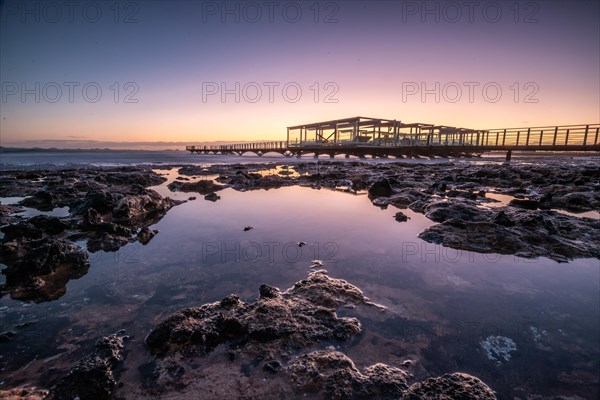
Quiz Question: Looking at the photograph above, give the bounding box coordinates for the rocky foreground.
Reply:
[0,271,496,400]
[0,159,598,398]
[0,167,182,302]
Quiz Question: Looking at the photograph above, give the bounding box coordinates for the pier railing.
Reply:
[186,141,287,152]
[483,124,599,147]
[186,124,599,154]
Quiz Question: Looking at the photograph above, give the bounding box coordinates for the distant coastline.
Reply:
[0,147,182,153]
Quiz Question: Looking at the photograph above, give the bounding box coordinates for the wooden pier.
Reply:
[186,117,600,160]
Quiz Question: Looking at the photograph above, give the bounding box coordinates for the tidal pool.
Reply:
[0,167,598,399]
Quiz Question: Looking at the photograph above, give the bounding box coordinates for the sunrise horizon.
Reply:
[2,1,599,146]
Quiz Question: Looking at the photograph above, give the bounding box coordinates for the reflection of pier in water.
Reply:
[186,117,600,161]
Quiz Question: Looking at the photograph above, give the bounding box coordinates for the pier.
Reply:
[186,117,600,160]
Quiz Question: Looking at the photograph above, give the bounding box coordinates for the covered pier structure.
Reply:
[186,117,600,160]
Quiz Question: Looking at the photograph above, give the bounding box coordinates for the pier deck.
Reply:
[186,117,600,160]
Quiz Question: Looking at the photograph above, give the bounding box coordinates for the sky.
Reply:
[1,0,599,148]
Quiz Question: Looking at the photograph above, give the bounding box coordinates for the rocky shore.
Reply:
[0,167,181,302]
[142,270,496,399]
[209,160,599,262]
[1,159,598,399]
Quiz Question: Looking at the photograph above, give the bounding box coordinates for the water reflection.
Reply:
[0,169,598,399]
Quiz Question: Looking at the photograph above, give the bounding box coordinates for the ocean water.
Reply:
[0,148,519,169]
[0,152,598,398]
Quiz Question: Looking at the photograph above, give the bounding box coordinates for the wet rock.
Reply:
[0,386,49,400]
[394,211,409,222]
[0,204,22,215]
[72,190,117,215]
[28,215,69,235]
[168,180,225,194]
[447,189,477,200]
[509,198,539,210]
[263,360,282,374]
[550,191,599,212]
[419,209,600,262]
[288,350,409,399]
[368,178,393,198]
[217,171,260,188]
[112,190,177,223]
[46,331,128,400]
[387,188,429,209]
[0,168,181,266]
[401,373,496,399]
[1,222,43,241]
[204,192,220,202]
[0,238,89,302]
[424,201,491,223]
[82,207,103,227]
[0,330,16,342]
[137,227,158,245]
[87,233,132,253]
[491,210,515,227]
[145,271,374,357]
[19,190,54,211]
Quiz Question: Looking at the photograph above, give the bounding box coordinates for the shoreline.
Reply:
[1,159,599,399]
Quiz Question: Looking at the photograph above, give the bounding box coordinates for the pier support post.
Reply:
[505,150,512,162]
[345,154,350,159]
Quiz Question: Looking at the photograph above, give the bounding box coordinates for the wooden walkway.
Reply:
[186,121,600,160]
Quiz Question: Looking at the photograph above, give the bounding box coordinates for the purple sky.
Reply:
[1,0,599,147]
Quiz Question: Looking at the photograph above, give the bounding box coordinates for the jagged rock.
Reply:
[46,331,128,400]
[72,190,117,215]
[0,330,16,342]
[0,386,48,399]
[112,190,176,223]
[19,190,54,211]
[82,207,103,227]
[401,373,496,399]
[137,227,158,245]
[28,215,69,235]
[87,233,132,253]
[288,350,409,399]
[0,238,89,302]
[263,360,282,374]
[1,222,42,241]
[509,198,539,210]
[491,210,515,227]
[145,271,373,357]
[368,178,393,198]
[419,209,600,262]
[168,180,225,194]
[204,192,220,202]
[424,201,491,223]
[550,191,599,212]
[394,211,409,222]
